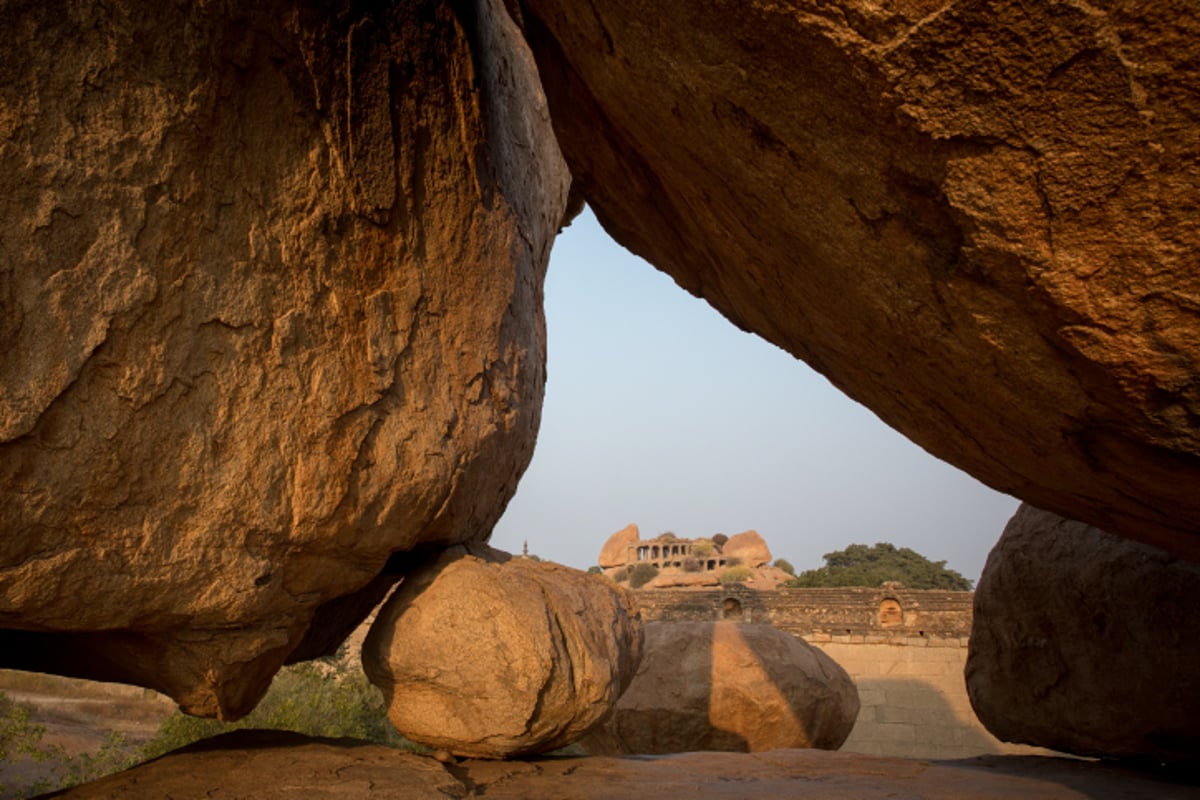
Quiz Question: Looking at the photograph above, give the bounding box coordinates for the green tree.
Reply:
[773,558,795,576]
[786,542,973,590]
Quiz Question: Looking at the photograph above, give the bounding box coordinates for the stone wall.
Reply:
[633,587,1048,759]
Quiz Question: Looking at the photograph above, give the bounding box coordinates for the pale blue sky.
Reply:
[490,209,1019,583]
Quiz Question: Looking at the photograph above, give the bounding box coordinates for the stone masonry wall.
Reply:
[634,587,1049,759]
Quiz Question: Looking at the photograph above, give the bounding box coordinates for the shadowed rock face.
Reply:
[967,504,1200,766]
[582,621,858,755]
[516,0,1200,559]
[0,0,568,717]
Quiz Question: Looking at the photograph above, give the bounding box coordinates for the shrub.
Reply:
[139,663,410,761]
[724,556,742,567]
[628,563,659,589]
[681,557,702,573]
[718,565,753,584]
[610,566,630,583]
[0,691,41,765]
[692,542,714,558]
[774,558,796,576]
[586,566,603,575]
[1,691,140,796]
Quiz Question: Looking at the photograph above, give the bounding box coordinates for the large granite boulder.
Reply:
[517,0,1200,560]
[724,530,772,568]
[598,522,640,568]
[0,0,568,717]
[362,549,643,758]
[967,504,1200,766]
[583,621,858,754]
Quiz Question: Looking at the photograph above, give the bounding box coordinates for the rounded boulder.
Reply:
[582,621,858,754]
[362,550,643,758]
[967,504,1200,766]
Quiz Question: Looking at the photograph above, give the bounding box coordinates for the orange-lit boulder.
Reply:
[517,0,1200,559]
[0,0,568,717]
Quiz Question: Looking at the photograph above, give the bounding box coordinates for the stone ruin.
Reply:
[598,523,773,575]
[2,0,1199,791]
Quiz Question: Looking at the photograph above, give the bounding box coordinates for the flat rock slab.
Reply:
[41,730,1199,799]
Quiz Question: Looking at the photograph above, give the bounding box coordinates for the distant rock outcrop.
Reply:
[599,523,641,568]
[967,505,1200,766]
[582,621,858,754]
[724,530,773,568]
[362,549,643,758]
[518,0,1200,560]
[0,0,567,717]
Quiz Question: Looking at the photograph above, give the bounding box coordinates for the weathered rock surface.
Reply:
[0,0,569,718]
[44,729,1199,800]
[723,530,772,568]
[517,0,1200,559]
[582,621,857,754]
[645,571,719,589]
[362,549,642,758]
[598,522,641,568]
[967,504,1200,766]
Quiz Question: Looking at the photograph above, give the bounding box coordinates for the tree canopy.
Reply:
[786,542,973,590]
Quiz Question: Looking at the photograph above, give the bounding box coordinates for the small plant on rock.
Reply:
[718,565,753,585]
[682,557,702,573]
[628,563,659,589]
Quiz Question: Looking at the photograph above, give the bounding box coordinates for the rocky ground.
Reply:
[37,729,1200,799]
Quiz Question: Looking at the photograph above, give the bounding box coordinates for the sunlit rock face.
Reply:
[967,504,1200,766]
[582,620,858,755]
[362,548,643,758]
[516,0,1200,560]
[0,0,569,718]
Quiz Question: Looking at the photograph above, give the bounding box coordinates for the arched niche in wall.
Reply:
[879,598,903,627]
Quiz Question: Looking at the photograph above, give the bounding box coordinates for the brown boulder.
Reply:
[362,549,643,758]
[598,522,640,568]
[517,0,1200,559]
[723,530,772,568]
[966,504,1200,766]
[0,0,568,717]
[583,621,858,754]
